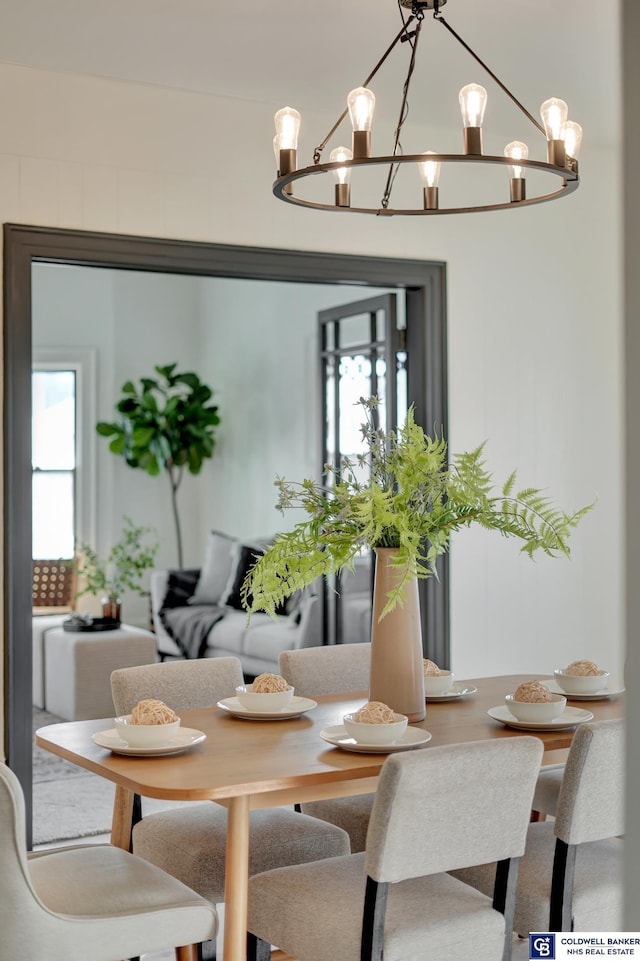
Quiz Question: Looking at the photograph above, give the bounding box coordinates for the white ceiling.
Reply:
[0,0,620,146]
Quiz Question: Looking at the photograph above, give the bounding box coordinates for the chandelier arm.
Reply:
[380,15,424,208]
[312,15,417,163]
[434,13,546,136]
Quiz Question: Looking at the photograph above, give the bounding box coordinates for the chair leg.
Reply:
[128,792,143,853]
[549,840,577,931]
[361,876,389,961]
[247,933,272,961]
[493,857,520,961]
[175,946,200,961]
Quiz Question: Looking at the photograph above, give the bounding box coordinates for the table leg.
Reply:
[111,785,135,849]
[223,795,251,961]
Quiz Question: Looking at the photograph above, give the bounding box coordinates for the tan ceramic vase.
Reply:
[368,547,426,722]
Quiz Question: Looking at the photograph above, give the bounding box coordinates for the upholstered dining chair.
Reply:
[1,762,217,961]
[531,763,565,819]
[110,657,351,956]
[247,736,544,961]
[452,718,624,933]
[279,642,374,853]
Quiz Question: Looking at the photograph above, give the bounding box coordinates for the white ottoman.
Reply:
[44,624,157,720]
[32,614,69,708]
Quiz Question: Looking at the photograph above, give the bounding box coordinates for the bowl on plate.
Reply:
[342,712,408,745]
[235,683,295,711]
[553,669,610,695]
[114,715,181,748]
[504,693,567,723]
[424,670,455,696]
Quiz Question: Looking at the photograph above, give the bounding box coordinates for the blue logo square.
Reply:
[530,934,555,959]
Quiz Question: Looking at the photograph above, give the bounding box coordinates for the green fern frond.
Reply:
[243,398,594,618]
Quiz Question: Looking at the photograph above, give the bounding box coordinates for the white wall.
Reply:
[0,59,623,693]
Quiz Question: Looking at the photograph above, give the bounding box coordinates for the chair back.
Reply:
[0,764,46,927]
[554,718,625,845]
[365,737,543,883]
[111,656,244,714]
[279,643,371,697]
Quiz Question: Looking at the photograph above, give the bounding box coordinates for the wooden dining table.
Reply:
[35,673,624,961]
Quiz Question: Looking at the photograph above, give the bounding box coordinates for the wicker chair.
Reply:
[32,558,75,612]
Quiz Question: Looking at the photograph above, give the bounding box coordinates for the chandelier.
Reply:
[272,0,581,216]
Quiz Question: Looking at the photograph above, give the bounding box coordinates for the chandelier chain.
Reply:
[381,14,424,208]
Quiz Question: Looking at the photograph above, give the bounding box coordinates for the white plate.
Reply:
[487,705,594,731]
[544,681,625,701]
[216,695,318,720]
[425,683,478,702]
[319,724,432,754]
[92,727,207,756]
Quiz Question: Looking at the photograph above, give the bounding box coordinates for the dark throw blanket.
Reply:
[160,604,226,659]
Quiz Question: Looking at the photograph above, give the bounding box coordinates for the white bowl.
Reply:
[235,683,295,711]
[424,670,455,696]
[504,693,567,723]
[342,712,408,745]
[114,715,181,748]
[553,669,610,695]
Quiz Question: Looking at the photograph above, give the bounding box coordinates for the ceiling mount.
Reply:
[272,0,580,216]
[398,0,446,9]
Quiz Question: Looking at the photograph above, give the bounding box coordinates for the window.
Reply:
[32,369,76,558]
[32,349,97,561]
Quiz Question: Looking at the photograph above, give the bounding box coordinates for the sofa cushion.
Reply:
[161,568,201,609]
[242,617,303,665]
[188,531,236,606]
[219,542,288,616]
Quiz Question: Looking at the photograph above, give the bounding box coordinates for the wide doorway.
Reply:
[3,224,448,844]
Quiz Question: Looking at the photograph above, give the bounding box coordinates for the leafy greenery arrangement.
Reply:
[244,397,593,618]
[96,364,221,568]
[75,516,159,603]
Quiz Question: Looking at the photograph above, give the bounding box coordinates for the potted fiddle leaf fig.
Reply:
[96,364,221,569]
[243,396,593,720]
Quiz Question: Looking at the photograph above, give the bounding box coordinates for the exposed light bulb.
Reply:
[330,146,353,207]
[504,140,529,179]
[540,98,568,141]
[419,151,441,211]
[347,87,375,131]
[562,120,583,160]
[347,86,375,159]
[504,140,528,203]
[459,83,487,128]
[419,151,441,189]
[329,146,353,185]
[274,106,301,151]
[459,84,487,155]
[274,106,301,194]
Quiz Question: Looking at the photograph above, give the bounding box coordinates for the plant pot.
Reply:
[368,548,426,722]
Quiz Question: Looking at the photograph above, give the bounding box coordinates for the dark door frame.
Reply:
[3,223,448,845]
